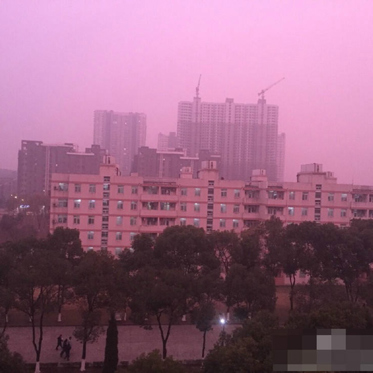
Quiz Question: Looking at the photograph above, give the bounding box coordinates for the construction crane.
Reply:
[196,74,202,98]
[258,77,285,100]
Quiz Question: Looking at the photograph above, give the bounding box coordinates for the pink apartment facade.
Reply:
[50,160,373,257]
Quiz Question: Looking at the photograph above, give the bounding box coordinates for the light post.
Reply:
[220,317,226,332]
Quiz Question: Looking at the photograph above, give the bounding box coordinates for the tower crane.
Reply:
[258,77,285,100]
[196,74,202,98]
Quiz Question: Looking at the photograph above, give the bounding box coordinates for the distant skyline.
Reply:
[1,1,373,184]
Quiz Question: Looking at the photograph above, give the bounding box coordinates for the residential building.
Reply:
[157,132,178,150]
[93,110,146,175]
[132,146,221,179]
[177,95,283,182]
[17,140,105,196]
[50,161,373,257]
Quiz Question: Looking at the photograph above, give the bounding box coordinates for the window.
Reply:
[102,231,108,238]
[89,200,95,209]
[88,216,95,225]
[103,176,111,182]
[233,219,239,228]
[194,218,200,227]
[160,202,175,211]
[221,189,227,197]
[130,201,137,210]
[315,192,321,198]
[103,199,109,207]
[74,184,81,193]
[161,187,176,195]
[130,217,137,226]
[233,205,239,213]
[118,185,124,194]
[116,232,122,241]
[245,190,258,198]
[208,180,214,186]
[328,193,334,202]
[181,188,187,196]
[102,223,108,230]
[267,207,283,215]
[103,208,109,214]
[316,184,322,190]
[315,200,321,206]
[142,202,158,210]
[57,199,68,207]
[131,186,138,194]
[74,199,81,208]
[370,195,373,203]
[220,204,227,213]
[144,186,159,194]
[58,183,68,191]
[354,194,367,203]
[208,188,214,195]
[301,208,308,216]
[195,188,201,196]
[220,219,226,228]
[115,248,122,256]
[180,203,187,212]
[315,208,321,214]
[103,192,109,198]
[234,189,240,198]
[328,208,334,217]
[87,246,93,251]
[302,192,308,201]
[194,203,200,212]
[289,191,295,200]
[103,215,109,222]
[87,231,94,240]
[116,216,122,225]
[103,183,110,191]
[89,184,96,193]
[180,218,186,226]
[57,215,67,223]
[73,215,80,224]
[117,201,123,209]
[341,193,348,202]
[288,207,295,216]
[130,232,136,242]
[268,190,284,200]
[160,218,175,226]
[244,205,258,213]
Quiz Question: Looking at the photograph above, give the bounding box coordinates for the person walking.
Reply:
[55,334,63,350]
[60,338,68,358]
[65,337,72,361]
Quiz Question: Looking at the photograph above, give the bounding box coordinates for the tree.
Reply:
[127,350,186,373]
[9,238,58,373]
[0,336,28,373]
[124,227,219,359]
[47,227,83,322]
[73,250,115,371]
[102,313,118,373]
[191,300,215,358]
[225,264,276,321]
[203,311,278,373]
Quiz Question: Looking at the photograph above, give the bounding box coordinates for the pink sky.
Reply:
[1,1,373,184]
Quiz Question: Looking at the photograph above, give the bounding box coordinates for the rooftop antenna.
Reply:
[196,74,202,98]
[258,77,285,100]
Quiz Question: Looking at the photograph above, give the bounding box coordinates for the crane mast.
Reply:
[258,77,285,100]
[196,74,202,98]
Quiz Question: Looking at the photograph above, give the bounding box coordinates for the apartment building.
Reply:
[50,161,373,255]
[177,96,283,182]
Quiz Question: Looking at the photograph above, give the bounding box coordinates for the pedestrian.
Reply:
[65,337,72,361]
[55,334,63,350]
[60,338,68,358]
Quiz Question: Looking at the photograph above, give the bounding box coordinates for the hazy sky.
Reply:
[1,1,373,184]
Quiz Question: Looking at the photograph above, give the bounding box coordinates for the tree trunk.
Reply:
[289,274,296,311]
[202,330,207,358]
[34,361,41,373]
[57,312,62,322]
[162,340,167,360]
[80,359,86,372]
[102,312,118,373]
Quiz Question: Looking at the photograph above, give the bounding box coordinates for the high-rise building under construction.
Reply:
[177,91,285,182]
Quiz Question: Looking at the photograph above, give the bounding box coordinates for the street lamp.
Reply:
[220,317,226,332]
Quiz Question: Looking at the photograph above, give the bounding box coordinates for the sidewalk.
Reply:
[5,324,234,365]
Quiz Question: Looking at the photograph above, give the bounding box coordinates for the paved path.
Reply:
[5,324,236,365]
